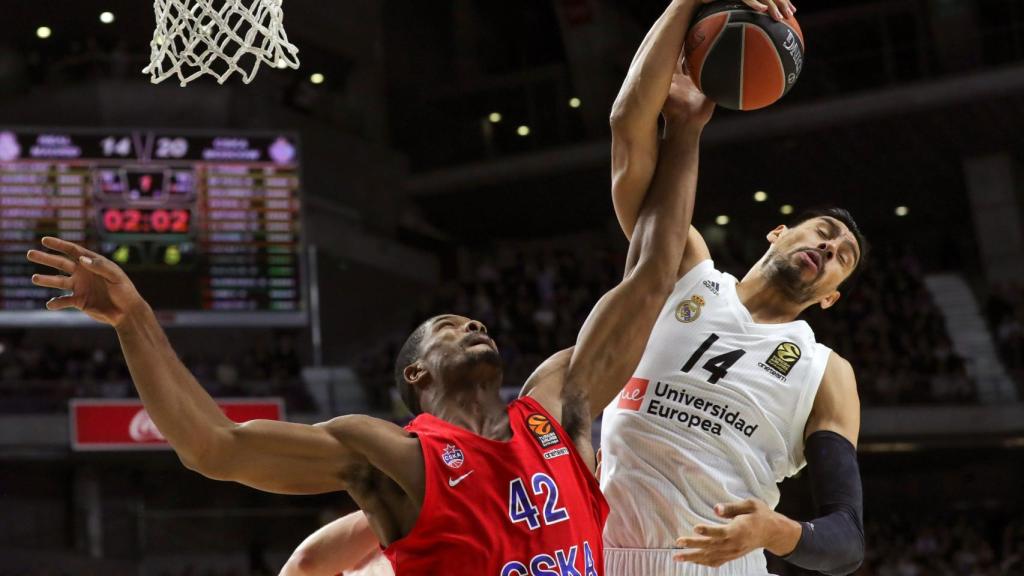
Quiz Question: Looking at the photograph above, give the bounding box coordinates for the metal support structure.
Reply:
[308,243,323,367]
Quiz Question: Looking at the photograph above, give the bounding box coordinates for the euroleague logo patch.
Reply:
[527,414,560,448]
[763,342,802,377]
[441,443,465,469]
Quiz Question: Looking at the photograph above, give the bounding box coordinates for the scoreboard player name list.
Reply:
[0,130,302,315]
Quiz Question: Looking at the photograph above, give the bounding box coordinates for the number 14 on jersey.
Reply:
[682,334,746,384]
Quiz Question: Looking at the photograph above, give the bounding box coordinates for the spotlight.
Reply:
[36,26,52,39]
[780,204,794,215]
[715,215,730,226]
[895,206,909,217]
[310,73,325,85]
[753,191,768,202]
[569,97,582,109]
[488,112,502,123]
[517,125,530,137]
[100,12,115,24]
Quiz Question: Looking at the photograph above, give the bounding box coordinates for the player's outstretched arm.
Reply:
[281,511,382,576]
[674,353,863,574]
[611,0,793,240]
[610,0,703,240]
[27,238,419,496]
[529,84,713,460]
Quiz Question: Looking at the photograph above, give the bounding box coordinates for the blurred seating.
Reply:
[356,236,976,413]
[807,246,976,406]
[0,238,980,413]
[986,283,1024,395]
[0,332,310,413]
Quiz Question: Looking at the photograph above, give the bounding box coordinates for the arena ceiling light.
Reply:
[488,112,502,123]
[895,206,909,217]
[715,215,730,226]
[753,190,768,202]
[309,73,325,85]
[100,12,116,24]
[780,204,794,215]
[516,125,530,137]
[569,97,582,109]
[36,26,52,39]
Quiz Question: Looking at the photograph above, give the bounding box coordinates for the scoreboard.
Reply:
[0,128,305,326]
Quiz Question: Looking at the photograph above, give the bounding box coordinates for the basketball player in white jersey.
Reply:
[602,0,864,575]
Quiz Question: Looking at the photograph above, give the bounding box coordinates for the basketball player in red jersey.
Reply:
[272,36,724,576]
[26,65,711,573]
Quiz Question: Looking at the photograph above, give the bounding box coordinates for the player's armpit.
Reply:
[678,226,712,279]
[519,347,574,423]
[200,415,419,497]
[567,269,677,420]
[803,352,860,446]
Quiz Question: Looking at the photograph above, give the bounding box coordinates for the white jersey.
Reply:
[601,260,831,575]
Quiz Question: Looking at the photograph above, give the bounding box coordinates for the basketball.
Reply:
[684,1,805,111]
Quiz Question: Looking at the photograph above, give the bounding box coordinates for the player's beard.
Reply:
[444,336,503,386]
[464,345,502,368]
[762,249,821,304]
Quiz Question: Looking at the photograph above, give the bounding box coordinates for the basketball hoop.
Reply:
[144,0,300,86]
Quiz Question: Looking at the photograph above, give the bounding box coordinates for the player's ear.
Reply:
[767,225,787,244]
[818,290,841,310]
[404,361,430,387]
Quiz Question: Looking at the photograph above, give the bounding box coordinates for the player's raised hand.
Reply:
[663,61,715,131]
[703,0,796,21]
[673,498,797,567]
[26,237,146,327]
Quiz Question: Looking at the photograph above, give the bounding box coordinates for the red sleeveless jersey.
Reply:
[383,397,609,575]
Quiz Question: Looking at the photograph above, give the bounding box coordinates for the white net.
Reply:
[145,0,300,86]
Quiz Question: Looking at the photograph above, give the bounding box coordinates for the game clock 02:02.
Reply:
[100,208,191,234]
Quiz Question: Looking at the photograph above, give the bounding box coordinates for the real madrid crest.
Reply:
[675,295,705,323]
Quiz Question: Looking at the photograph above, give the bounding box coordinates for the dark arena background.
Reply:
[2,1,1024,575]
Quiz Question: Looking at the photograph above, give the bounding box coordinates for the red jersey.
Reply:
[383,397,609,576]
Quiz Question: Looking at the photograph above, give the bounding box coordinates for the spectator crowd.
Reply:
[807,246,976,405]
[0,233,986,413]
[987,284,1024,395]
[0,331,308,412]
[357,235,976,413]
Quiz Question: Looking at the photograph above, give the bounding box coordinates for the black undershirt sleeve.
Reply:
[782,430,865,576]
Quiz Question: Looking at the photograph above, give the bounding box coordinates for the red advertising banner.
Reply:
[69,398,284,451]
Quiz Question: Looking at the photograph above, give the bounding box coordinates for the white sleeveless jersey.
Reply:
[601,260,831,575]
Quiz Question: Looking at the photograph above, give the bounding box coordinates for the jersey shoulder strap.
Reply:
[675,258,716,293]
